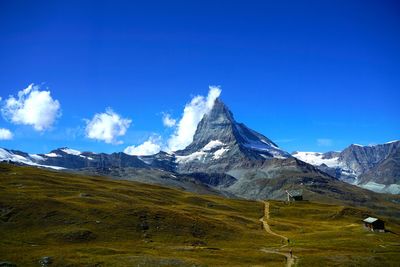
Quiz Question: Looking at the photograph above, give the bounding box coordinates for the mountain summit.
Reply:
[175,98,290,173]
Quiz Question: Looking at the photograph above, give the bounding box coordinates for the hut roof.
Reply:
[287,189,303,197]
[363,217,379,223]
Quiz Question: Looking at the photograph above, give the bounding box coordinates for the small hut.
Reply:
[285,189,303,202]
[363,217,385,232]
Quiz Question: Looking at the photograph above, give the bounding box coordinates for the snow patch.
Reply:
[137,156,152,165]
[269,150,288,159]
[176,139,229,163]
[234,124,288,158]
[79,155,94,160]
[203,140,225,151]
[292,152,340,168]
[45,153,61,158]
[261,139,279,149]
[213,148,229,159]
[29,154,45,161]
[175,151,207,163]
[61,148,81,155]
[0,148,65,170]
[243,140,288,158]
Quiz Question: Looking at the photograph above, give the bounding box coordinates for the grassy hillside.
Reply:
[0,163,283,266]
[268,201,400,266]
[1,163,399,266]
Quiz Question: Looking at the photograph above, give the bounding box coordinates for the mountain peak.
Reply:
[179,99,238,153]
[176,98,290,164]
[205,98,235,124]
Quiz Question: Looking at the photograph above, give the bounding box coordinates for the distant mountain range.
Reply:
[292,140,400,194]
[1,98,399,202]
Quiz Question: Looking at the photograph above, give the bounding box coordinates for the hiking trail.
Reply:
[259,201,297,267]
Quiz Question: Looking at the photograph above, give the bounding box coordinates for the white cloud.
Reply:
[1,84,61,131]
[162,113,176,127]
[85,108,131,144]
[317,138,333,147]
[0,128,13,140]
[167,86,221,151]
[124,136,162,156]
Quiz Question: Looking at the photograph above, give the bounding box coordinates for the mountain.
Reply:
[0,147,148,170]
[1,98,400,202]
[292,141,400,194]
[340,141,400,175]
[170,99,391,204]
[358,147,400,194]
[175,98,290,174]
[0,99,293,196]
[0,147,224,195]
[0,147,66,170]
[291,151,357,183]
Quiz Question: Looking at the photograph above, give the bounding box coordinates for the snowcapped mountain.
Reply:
[0,148,65,170]
[169,98,372,200]
[1,97,399,198]
[174,98,291,173]
[292,140,400,194]
[0,99,291,176]
[292,151,357,183]
[0,147,149,170]
[0,98,297,198]
[0,147,226,195]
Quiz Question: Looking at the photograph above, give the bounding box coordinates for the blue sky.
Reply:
[0,0,399,154]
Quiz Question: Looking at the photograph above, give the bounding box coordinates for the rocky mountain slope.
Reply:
[358,147,400,194]
[293,141,400,194]
[0,148,225,196]
[174,98,290,174]
[0,147,148,170]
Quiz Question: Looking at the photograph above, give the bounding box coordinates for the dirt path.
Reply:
[260,248,295,267]
[259,201,296,267]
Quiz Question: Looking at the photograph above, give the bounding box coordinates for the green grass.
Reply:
[0,164,283,266]
[268,200,400,266]
[1,163,399,266]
